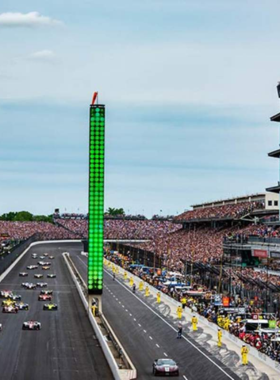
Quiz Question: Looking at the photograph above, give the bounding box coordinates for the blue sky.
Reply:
[1,0,280,217]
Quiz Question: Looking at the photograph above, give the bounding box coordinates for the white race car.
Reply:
[22,321,41,330]
[27,265,38,270]
[19,272,28,277]
[22,283,37,289]
[36,282,48,288]
[34,274,43,279]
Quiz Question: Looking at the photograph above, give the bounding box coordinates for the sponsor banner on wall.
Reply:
[252,249,268,258]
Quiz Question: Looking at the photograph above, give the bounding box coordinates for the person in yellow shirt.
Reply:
[145,286,150,297]
[217,328,222,347]
[191,315,198,331]
[241,345,249,365]
[177,305,183,319]
[181,296,187,309]
[224,317,230,331]
[157,292,161,304]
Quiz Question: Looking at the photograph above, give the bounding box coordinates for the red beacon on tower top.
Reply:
[91,92,98,105]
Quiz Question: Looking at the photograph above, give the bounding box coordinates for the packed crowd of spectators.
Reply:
[57,219,181,240]
[0,221,77,242]
[224,225,280,242]
[175,201,264,222]
[54,213,87,220]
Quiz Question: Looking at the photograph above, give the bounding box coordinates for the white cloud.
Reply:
[29,50,56,61]
[0,12,63,27]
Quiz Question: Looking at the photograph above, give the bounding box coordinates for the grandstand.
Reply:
[175,193,278,224]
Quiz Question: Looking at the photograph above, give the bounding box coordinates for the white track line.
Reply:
[156,344,160,348]
[104,268,235,380]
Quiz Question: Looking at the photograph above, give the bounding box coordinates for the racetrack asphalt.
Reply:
[0,242,113,380]
[70,243,242,380]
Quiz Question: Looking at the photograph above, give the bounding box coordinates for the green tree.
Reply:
[0,212,17,221]
[105,207,125,216]
[14,211,33,222]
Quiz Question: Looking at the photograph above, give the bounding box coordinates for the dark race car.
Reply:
[36,282,48,288]
[40,290,53,295]
[19,272,28,277]
[15,302,29,311]
[22,321,41,330]
[3,305,18,313]
[34,274,43,279]
[22,283,37,290]
[43,303,58,311]
[38,294,52,301]
[27,265,38,270]
[152,359,179,377]
[47,274,56,278]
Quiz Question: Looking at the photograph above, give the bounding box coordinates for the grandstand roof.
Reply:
[191,193,266,208]
[268,149,280,158]
[266,185,280,194]
[270,113,280,122]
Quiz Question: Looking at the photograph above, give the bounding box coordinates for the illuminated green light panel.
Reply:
[88,105,105,294]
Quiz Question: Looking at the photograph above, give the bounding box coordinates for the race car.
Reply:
[44,262,51,266]
[36,282,47,288]
[38,294,52,301]
[40,290,53,295]
[38,261,46,266]
[49,256,55,259]
[19,272,28,277]
[2,299,16,307]
[152,359,179,377]
[3,305,18,313]
[34,274,43,279]
[43,303,58,311]
[22,282,37,289]
[3,293,21,301]
[31,253,38,259]
[15,302,29,311]
[0,290,13,298]
[42,266,50,270]
[27,265,38,270]
[39,256,45,259]
[47,274,56,278]
[0,324,2,331]
[22,321,41,330]
[44,253,49,256]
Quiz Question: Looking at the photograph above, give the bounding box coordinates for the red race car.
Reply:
[38,294,52,301]
[3,305,18,313]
